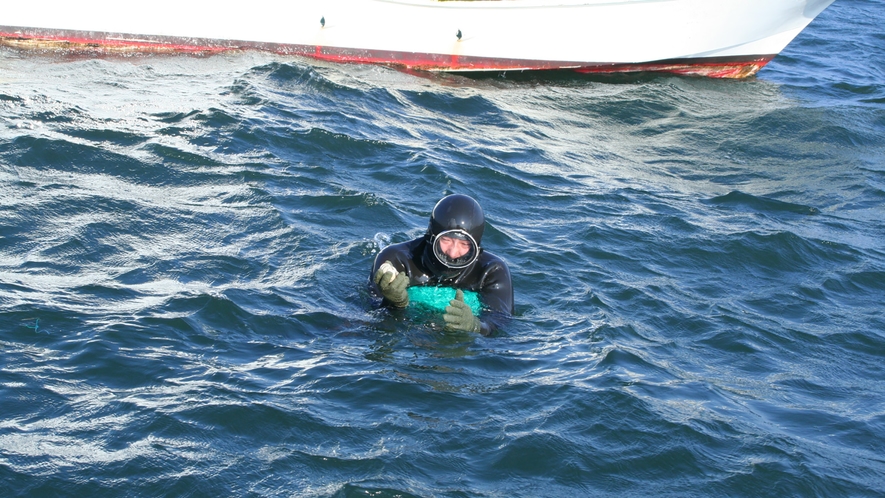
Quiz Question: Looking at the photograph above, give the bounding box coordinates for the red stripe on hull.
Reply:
[0,28,773,79]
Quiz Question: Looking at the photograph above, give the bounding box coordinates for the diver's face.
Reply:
[437,235,471,259]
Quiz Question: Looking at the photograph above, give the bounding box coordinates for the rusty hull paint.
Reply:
[0,29,772,78]
[0,31,231,55]
[573,57,773,79]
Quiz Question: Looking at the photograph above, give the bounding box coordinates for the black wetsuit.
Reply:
[370,236,514,335]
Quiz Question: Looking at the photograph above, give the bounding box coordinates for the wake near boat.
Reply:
[1,0,835,78]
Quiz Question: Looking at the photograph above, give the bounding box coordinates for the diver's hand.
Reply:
[443,289,481,334]
[374,263,409,308]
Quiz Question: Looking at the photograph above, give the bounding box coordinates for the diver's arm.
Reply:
[476,261,514,336]
[479,262,514,315]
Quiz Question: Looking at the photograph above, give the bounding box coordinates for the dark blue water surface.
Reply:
[2,1,884,496]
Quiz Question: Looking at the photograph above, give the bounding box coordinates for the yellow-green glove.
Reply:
[443,289,481,333]
[374,266,409,308]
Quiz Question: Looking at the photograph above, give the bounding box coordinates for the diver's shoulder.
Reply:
[479,251,510,270]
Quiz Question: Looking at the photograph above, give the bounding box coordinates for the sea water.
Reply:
[1,1,884,496]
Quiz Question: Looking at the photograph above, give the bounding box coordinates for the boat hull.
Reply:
[0,0,835,78]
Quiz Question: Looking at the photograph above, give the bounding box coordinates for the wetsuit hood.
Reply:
[426,194,485,245]
[423,194,485,278]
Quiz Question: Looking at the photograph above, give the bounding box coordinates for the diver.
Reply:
[370,194,513,336]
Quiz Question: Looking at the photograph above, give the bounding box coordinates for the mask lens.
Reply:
[432,230,478,269]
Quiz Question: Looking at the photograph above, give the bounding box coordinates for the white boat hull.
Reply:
[1,0,835,78]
